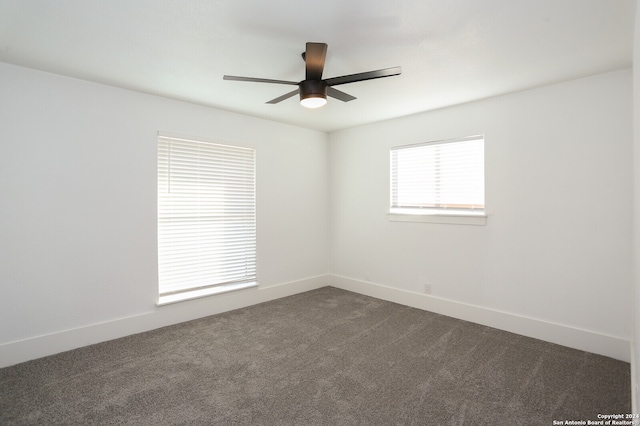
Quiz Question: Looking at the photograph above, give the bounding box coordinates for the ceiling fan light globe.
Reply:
[300,96,327,108]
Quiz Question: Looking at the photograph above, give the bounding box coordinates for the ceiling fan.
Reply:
[223,42,401,108]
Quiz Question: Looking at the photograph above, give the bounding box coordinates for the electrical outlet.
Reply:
[424,283,432,294]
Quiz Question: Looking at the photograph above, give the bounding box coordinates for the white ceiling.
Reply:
[0,0,635,132]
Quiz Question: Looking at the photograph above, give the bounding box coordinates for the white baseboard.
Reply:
[0,275,328,368]
[329,274,631,362]
[2,274,630,369]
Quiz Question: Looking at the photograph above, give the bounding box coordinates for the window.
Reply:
[157,134,257,305]
[389,135,485,225]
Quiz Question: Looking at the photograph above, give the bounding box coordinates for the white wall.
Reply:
[329,70,633,360]
[0,62,329,366]
[0,60,634,368]
[632,0,640,412]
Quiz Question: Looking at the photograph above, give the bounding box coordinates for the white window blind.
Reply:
[391,135,484,214]
[157,135,256,302]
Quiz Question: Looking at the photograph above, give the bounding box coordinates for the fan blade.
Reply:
[266,88,300,104]
[223,75,298,85]
[327,87,356,102]
[305,42,327,80]
[324,66,401,87]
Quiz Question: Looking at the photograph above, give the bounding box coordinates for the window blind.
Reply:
[157,135,256,298]
[391,135,484,212]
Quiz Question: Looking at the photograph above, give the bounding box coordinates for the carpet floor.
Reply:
[0,287,631,425]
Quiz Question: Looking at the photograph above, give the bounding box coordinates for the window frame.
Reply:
[388,135,486,226]
[156,132,257,305]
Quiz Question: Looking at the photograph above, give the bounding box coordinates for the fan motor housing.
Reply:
[299,79,327,101]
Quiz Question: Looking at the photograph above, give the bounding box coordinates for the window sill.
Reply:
[388,211,487,226]
[157,281,258,306]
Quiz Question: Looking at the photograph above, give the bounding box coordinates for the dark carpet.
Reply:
[0,287,630,425]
